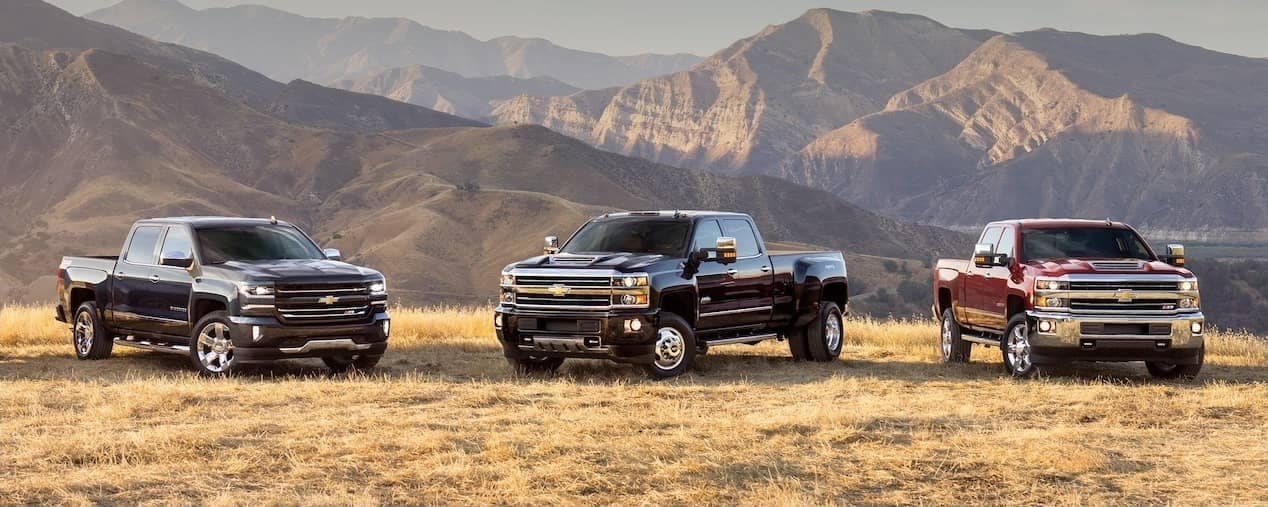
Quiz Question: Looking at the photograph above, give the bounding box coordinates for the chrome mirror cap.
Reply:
[323,248,342,261]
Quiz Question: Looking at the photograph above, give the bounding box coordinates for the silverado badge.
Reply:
[547,284,571,297]
[319,295,339,305]
[1115,289,1135,302]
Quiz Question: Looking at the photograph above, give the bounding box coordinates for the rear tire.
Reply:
[507,356,565,376]
[189,311,238,377]
[786,327,811,361]
[642,312,696,379]
[324,354,383,372]
[1146,346,1204,380]
[806,302,844,362]
[71,301,112,360]
[939,308,971,363]
[1001,314,1039,378]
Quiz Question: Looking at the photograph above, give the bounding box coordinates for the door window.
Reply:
[721,219,761,257]
[692,219,723,251]
[161,227,194,258]
[995,227,1016,257]
[125,226,162,265]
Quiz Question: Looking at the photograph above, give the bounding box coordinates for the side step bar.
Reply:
[114,337,190,355]
[705,333,779,346]
[962,334,998,346]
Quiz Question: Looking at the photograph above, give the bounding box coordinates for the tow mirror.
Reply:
[544,236,560,255]
[160,251,194,269]
[972,243,994,268]
[713,237,738,264]
[1165,244,1186,267]
[323,248,342,261]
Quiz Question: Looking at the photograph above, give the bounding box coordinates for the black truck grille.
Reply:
[1080,323,1173,336]
[274,282,372,324]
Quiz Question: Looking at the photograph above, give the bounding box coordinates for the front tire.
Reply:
[806,302,845,362]
[189,311,238,376]
[324,354,383,372]
[1146,346,1204,380]
[939,308,971,363]
[1001,314,1039,378]
[642,312,696,379]
[72,301,113,360]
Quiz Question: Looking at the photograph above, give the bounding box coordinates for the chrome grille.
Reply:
[1069,280,1181,291]
[1070,300,1180,312]
[274,282,371,324]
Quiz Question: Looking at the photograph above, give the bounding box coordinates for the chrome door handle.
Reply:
[115,272,126,280]
[726,269,738,276]
[761,266,771,272]
[149,274,160,284]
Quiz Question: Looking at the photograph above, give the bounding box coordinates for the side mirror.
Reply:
[1165,244,1186,267]
[713,237,738,264]
[972,243,994,268]
[160,251,194,269]
[323,248,342,261]
[544,236,560,255]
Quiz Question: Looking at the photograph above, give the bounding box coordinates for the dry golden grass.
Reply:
[2,304,1267,506]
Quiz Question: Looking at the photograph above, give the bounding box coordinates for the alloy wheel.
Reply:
[196,322,235,373]
[1007,323,1032,373]
[941,318,954,360]
[74,311,94,356]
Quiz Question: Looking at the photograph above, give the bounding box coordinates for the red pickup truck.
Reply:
[933,219,1204,379]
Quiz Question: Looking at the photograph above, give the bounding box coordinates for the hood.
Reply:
[202,259,382,283]
[508,252,680,273]
[1024,258,1194,278]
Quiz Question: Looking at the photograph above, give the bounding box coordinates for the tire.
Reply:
[189,311,239,376]
[939,307,971,363]
[1146,346,1204,380]
[642,312,697,379]
[1001,314,1039,378]
[786,326,811,361]
[507,356,565,376]
[324,354,383,372]
[71,301,113,360]
[806,302,845,362]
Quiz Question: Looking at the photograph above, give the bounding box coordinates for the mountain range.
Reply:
[331,65,580,119]
[0,0,963,305]
[85,0,702,90]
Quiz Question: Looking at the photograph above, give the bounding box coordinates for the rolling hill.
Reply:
[86,0,702,90]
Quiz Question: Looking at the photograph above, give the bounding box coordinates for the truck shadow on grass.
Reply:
[4,342,1266,386]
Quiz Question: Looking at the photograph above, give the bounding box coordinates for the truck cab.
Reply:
[494,211,848,378]
[933,219,1204,378]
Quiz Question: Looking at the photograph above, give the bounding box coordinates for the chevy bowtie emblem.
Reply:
[547,284,571,297]
[1115,289,1135,302]
[319,295,339,305]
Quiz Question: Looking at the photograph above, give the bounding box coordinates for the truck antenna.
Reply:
[270,215,278,225]
[1104,218,1113,226]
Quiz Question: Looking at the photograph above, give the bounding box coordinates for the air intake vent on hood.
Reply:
[550,255,597,266]
[1089,261,1145,270]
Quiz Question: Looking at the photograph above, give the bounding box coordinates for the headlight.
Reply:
[501,273,515,287]
[1178,280,1197,292]
[615,275,649,288]
[369,279,387,296]
[238,283,274,297]
[500,291,515,304]
[1035,279,1068,291]
[1036,296,1065,308]
[1179,297,1197,309]
[617,294,649,306]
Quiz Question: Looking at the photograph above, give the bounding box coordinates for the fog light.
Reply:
[1037,320,1054,333]
[252,326,263,342]
[1191,321,1203,334]
[493,313,503,329]
[382,320,391,337]
[624,318,643,333]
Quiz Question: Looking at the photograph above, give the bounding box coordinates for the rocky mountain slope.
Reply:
[332,65,579,119]
[2,0,480,132]
[86,0,702,89]
[492,9,994,174]
[784,30,1268,238]
[0,42,964,303]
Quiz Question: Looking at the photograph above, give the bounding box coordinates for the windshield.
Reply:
[1021,227,1154,262]
[196,225,325,264]
[561,218,691,256]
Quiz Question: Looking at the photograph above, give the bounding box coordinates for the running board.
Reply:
[705,333,779,346]
[962,335,998,346]
[114,338,189,355]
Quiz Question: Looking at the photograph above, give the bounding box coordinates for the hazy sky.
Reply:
[53,0,1268,58]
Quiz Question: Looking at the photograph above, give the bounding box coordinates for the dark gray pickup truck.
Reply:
[495,211,849,378]
[56,217,390,375]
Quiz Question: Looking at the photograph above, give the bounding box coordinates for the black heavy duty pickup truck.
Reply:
[494,211,849,378]
[56,217,391,376]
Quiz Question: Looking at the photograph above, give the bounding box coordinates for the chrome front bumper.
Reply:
[1026,310,1204,348]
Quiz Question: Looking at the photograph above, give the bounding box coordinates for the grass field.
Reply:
[2,304,1267,505]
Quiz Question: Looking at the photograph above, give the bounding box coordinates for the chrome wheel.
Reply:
[74,311,94,356]
[653,327,686,371]
[1007,323,1032,373]
[825,310,843,353]
[941,318,954,360]
[196,322,234,373]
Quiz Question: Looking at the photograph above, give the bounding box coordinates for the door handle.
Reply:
[149,274,160,284]
[761,266,771,272]
[115,272,126,280]
[726,269,738,276]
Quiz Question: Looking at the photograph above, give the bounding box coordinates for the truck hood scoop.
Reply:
[521,253,667,271]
